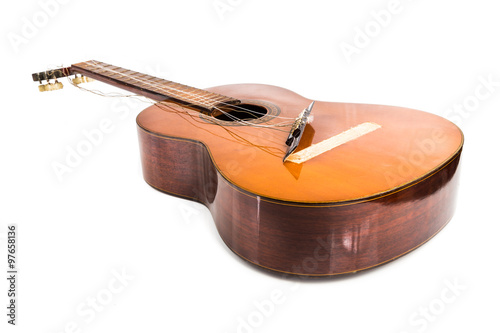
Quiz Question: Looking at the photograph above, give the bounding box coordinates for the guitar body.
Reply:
[137,84,463,277]
[31,61,464,276]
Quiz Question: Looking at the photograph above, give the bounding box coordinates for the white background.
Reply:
[1,0,499,332]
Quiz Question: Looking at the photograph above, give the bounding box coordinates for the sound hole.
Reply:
[199,99,280,126]
[214,104,268,121]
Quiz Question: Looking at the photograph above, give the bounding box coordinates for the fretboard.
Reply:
[71,60,240,113]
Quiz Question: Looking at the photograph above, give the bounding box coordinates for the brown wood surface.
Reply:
[136,83,463,276]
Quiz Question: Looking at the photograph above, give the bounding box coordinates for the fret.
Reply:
[189,94,205,103]
[167,82,183,88]
[119,75,135,82]
[211,96,226,102]
[134,73,150,80]
[150,77,165,84]
[108,66,123,72]
[108,73,123,79]
[121,70,137,77]
[89,67,106,75]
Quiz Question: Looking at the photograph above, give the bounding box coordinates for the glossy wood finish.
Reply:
[137,84,463,276]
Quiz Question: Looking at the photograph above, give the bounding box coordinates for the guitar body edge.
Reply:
[137,124,462,277]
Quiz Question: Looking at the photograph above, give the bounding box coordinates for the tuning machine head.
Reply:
[38,80,64,92]
[32,66,96,92]
[72,75,95,85]
[32,67,70,92]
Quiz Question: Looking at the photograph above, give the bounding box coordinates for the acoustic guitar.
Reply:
[32,61,463,277]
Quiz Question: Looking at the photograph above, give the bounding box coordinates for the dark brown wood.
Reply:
[138,126,461,276]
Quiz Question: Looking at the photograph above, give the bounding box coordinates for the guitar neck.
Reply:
[69,60,240,114]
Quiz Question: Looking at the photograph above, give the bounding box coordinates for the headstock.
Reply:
[32,66,94,92]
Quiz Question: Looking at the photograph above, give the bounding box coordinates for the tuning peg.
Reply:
[38,81,63,92]
[72,76,95,85]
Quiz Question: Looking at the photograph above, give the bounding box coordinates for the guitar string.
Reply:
[84,60,297,130]
[66,77,286,153]
[66,61,301,153]
[71,61,296,148]
[85,60,299,127]
[154,102,284,157]
[154,100,286,152]
[66,78,286,148]
[84,60,299,123]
